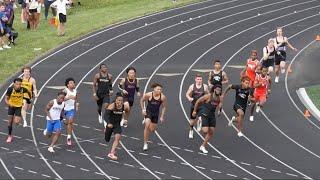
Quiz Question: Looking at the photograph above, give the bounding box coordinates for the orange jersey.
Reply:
[246,59,259,81]
[254,74,270,94]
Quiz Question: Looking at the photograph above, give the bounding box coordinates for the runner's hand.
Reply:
[192,111,197,117]
[188,97,194,102]
[137,92,141,97]
[142,109,147,116]
[107,123,113,128]
[122,90,128,95]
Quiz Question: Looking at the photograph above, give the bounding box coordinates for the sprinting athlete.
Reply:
[44,91,66,153]
[240,50,260,87]
[21,66,38,127]
[93,64,113,125]
[192,85,222,154]
[5,78,31,143]
[223,76,254,137]
[262,39,276,75]
[140,83,167,151]
[104,93,130,160]
[186,74,209,139]
[118,67,141,120]
[273,27,298,83]
[208,59,228,88]
[62,77,79,146]
[249,67,271,121]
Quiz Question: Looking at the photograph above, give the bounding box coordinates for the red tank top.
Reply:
[255,74,269,94]
[246,59,258,80]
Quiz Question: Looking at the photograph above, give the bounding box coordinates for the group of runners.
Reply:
[4,27,297,160]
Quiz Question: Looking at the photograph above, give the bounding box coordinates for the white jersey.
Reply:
[64,88,77,111]
[47,99,65,120]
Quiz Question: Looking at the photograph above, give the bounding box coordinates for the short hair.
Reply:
[126,67,136,74]
[210,84,222,93]
[13,78,22,83]
[251,50,258,55]
[22,66,32,73]
[151,83,162,89]
[58,91,66,96]
[268,38,274,43]
[213,59,221,64]
[65,77,75,87]
[241,76,251,82]
[195,74,202,78]
[99,63,107,69]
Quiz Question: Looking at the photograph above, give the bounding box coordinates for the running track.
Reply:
[0,0,320,179]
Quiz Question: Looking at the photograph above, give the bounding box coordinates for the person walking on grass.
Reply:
[50,0,70,36]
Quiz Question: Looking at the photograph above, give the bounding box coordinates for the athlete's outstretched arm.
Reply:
[185,84,194,102]
[240,66,247,79]
[136,79,141,96]
[160,95,167,122]
[140,93,149,116]
[45,100,54,120]
[117,78,126,93]
[222,84,233,98]
[262,47,269,60]
[222,71,229,85]
[31,77,38,97]
[285,37,298,51]
[92,73,99,95]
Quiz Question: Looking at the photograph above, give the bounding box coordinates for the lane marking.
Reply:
[195,165,206,170]
[139,153,149,156]
[52,161,62,165]
[255,166,266,170]
[286,173,298,177]
[28,170,37,174]
[80,168,90,172]
[25,154,35,158]
[94,156,104,160]
[211,155,222,159]
[171,175,182,179]
[271,169,282,173]
[183,149,194,153]
[14,166,24,171]
[124,163,135,168]
[227,174,238,178]
[65,164,76,168]
[166,159,176,163]
[156,73,184,76]
[154,171,165,175]
[41,174,51,178]
[171,146,181,150]
[240,162,251,166]
[152,155,161,159]
[211,169,222,173]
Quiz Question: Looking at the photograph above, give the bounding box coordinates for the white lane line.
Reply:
[36,114,44,118]
[109,176,120,180]
[152,155,161,159]
[39,142,48,146]
[139,153,149,156]
[157,143,166,147]
[65,164,76,168]
[1,147,9,151]
[241,162,251,166]
[28,170,37,174]
[124,163,135,168]
[14,166,24,171]
[211,155,222,159]
[109,160,119,164]
[1,158,15,180]
[171,146,181,150]
[180,162,188,166]
[154,171,165,175]
[255,166,266,170]
[66,149,76,153]
[198,152,208,156]
[12,151,22,154]
[94,156,104,160]
[25,139,33,142]
[183,149,194,153]
[25,154,35,158]
[80,168,90,172]
[41,174,51,178]
[52,161,62,165]
[227,174,238,178]
[195,165,206,170]
[243,178,250,180]
[129,137,140,141]
[286,173,298,177]
[94,128,102,132]
[99,143,108,147]
[165,159,176,163]
[171,175,182,179]
[80,125,90,129]
[211,169,222,173]
[94,172,104,176]
[271,169,282,173]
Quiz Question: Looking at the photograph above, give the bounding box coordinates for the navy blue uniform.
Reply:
[262,46,276,68]
[123,78,137,107]
[190,84,205,119]
[210,71,223,86]
[231,85,253,114]
[104,103,124,142]
[275,37,287,65]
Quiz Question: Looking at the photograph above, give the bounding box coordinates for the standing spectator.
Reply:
[0,2,11,49]
[26,0,40,30]
[4,0,13,29]
[50,0,70,36]
[44,0,55,20]
[19,0,27,24]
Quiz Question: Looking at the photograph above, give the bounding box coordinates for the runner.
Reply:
[249,67,271,121]
[92,63,113,125]
[261,38,276,75]
[104,93,130,160]
[240,50,260,88]
[21,66,38,127]
[186,74,209,139]
[140,83,167,151]
[62,77,79,146]
[117,67,141,121]
[208,59,228,88]
[273,27,298,83]
[223,76,254,137]
[44,91,66,153]
[192,85,222,153]
[5,78,31,143]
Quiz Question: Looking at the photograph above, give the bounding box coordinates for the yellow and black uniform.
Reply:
[6,86,30,117]
[22,77,33,104]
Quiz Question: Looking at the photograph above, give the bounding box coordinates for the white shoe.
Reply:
[237,132,244,137]
[275,76,279,83]
[3,45,11,49]
[228,116,235,127]
[23,120,28,127]
[256,105,261,113]
[0,47,3,51]
[249,116,254,122]
[199,145,208,154]
[98,115,103,124]
[197,118,202,132]
[48,146,55,153]
[281,68,286,74]
[43,129,47,136]
[188,130,194,139]
[143,143,148,151]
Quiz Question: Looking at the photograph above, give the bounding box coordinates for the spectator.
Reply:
[19,0,27,24]
[4,0,14,29]
[0,2,11,49]
[26,0,40,30]
[50,0,70,36]
[44,0,55,20]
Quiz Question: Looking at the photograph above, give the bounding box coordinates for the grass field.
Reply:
[0,0,200,86]
[306,85,320,110]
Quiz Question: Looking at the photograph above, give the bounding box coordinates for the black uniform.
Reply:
[123,78,137,107]
[210,70,223,86]
[96,73,112,106]
[275,37,287,65]
[231,85,253,114]
[198,94,220,128]
[146,92,162,124]
[190,84,205,119]
[262,46,276,68]
[104,103,124,142]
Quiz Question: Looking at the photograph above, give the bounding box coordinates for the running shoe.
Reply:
[249,116,254,122]
[199,145,208,154]
[196,117,202,132]
[23,120,28,127]
[43,129,47,136]
[237,132,244,137]
[48,146,55,153]
[228,116,235,126]
[98,115,103,124]
[6,135,13,143]
[275,76,279,83]
[256,105,261,113]
[3,45,11,49]
[108,153,118,160]
[143,143,148,151]
[188,130,194,139]
[67,138,72,146]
